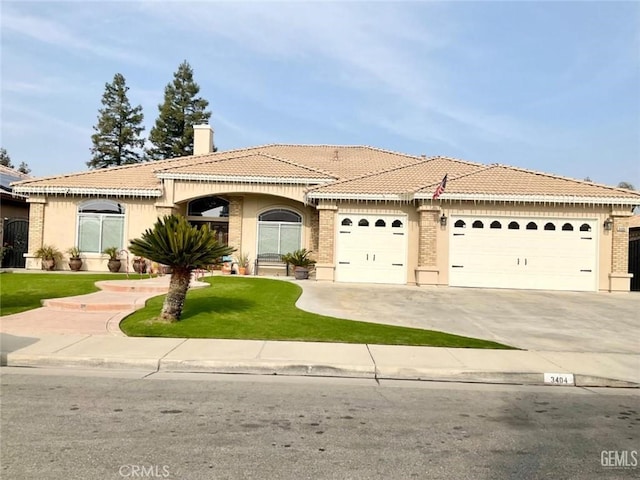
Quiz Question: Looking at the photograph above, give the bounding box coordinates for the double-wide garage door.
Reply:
[336,214,407,284]
[449,216,597,291]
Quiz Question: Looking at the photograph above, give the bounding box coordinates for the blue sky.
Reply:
[1,0,639,188]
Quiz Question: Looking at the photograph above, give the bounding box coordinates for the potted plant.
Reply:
[34,244,63,271]
[103,246,122,273]
[67,246,83,271]
[235,252,250,275]
[132,256,147,274]
[282,248,316,280]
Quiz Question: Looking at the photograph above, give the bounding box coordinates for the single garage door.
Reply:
[449,216,597,291]
[336,214,407,284]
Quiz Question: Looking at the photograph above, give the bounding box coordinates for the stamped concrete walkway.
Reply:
[0,274,638,387]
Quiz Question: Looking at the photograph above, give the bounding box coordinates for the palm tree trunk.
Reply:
[161,267,191,321]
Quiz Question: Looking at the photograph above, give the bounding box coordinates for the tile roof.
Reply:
[157,153,336,181]
[436,164,640,199]
[308,156,483,197]
[10,144,640,205]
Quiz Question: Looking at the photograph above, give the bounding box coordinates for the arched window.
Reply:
[188,196,229,217]
[562,223,574,231]
[341,218,352,226]
[392,220,403,228]
[375,219,386,227]
[454,220,466,228]
[508,221,520,230]
[544,222,556,231]
[472,220,484,229]
[257,208,302,255]
[579,223,591,232]
[490,221,502,229]
[77,200,125,253]
[526,222,538,230]
[259,209,301,223]
[358,219,369,227]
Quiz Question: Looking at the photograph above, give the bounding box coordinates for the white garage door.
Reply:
[449,216,597,291]
[336,214,407,284]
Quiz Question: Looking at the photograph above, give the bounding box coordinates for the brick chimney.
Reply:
[193,124,215,155]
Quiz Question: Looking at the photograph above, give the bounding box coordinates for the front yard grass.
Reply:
[0,272,151,316]
[121,277,514,349]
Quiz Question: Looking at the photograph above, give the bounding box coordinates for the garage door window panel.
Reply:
[358,219,369,227]
[490,221,502,229]
[544,222,556,231]
[562,223,574,231]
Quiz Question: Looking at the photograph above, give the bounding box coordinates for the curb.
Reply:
[2,354,638,388]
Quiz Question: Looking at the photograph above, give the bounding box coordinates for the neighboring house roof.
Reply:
[11,144,640,206]
[1,164,32,197]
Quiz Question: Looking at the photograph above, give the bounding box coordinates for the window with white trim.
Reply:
[77,200,125,253]
[257,209,302,255]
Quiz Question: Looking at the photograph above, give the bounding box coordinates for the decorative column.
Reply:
[608,212,632,292]
[227,196,243,252]
[309,207,320,253]
[25,196,46,270]
[315,204,337,281]
[415,205,441,286]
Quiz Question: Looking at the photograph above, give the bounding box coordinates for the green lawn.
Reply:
[121,277,514,349]
[0,272,151,316]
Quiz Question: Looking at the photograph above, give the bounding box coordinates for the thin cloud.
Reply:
[1,8,146,64]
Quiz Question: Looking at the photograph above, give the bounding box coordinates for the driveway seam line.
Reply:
[365,344,379,384]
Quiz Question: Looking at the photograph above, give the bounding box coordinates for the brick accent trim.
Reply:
[317,205,337,264]
[27,202,45,254]
[611,215,630,273]
[417,206,440,267]
[228,196,243,251]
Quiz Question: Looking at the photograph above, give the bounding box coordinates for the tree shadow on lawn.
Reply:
[179,295,256,320]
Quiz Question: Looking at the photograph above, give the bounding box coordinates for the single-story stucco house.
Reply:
[11,125,640,292]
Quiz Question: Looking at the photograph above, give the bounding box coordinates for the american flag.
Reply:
[432,174,448,199]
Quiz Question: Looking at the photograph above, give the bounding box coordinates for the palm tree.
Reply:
[129,215,235,322]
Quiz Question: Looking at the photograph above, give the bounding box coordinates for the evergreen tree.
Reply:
[0,148,13,168]
[17,162,31,175]
[146,61,212,160]
[88,73,145,169]
[617,181,635,190]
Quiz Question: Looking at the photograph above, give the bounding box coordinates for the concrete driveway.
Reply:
[296,283,640,354]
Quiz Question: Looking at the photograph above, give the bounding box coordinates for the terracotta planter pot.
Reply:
[41,258,56,271]
[239,267,247,275]
[68,258,83,271]
[107,259,122,273]
[132,259,147,274]
[294,267,309,280]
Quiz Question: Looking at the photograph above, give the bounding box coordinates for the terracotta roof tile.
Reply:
[442,165,640,199]
[10,145,640,204]
[310,157,483,195]
[159,153,336,180]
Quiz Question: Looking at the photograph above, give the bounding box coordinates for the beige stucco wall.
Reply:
[21,178,632,291]
[25,196,159,271]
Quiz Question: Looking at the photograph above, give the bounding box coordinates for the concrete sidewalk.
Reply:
[0,275,638,387]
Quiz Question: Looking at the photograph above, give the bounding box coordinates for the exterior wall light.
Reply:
[603,218,613,231]
[440,214,448,227]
